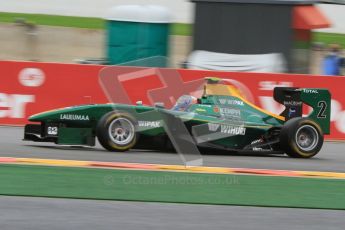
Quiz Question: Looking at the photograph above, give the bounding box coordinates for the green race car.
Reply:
[24,77,331,158]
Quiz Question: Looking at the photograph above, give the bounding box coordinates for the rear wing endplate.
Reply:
[274,87,331,134]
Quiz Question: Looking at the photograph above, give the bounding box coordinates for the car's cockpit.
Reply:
[171,95,197,111]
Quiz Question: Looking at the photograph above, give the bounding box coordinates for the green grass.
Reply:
[171,23,192,36]
[313,32,345,47]
[1,164,345,210]
[0,12,105,29]
[0,12,192,35]
[0,12,344,44]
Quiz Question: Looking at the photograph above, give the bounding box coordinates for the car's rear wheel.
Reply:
[96,112,138,152]
[280,118,323,158]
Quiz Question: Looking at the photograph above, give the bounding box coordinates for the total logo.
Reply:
[302,89,318,94]
[18,68,45,87]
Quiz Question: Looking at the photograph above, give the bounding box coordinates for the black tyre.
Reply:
[280,118,323,158]
[96,112,138,152]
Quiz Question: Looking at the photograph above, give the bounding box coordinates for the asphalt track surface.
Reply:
[1,126,345,229]
[1,126,345,172]
[1,196,345,230]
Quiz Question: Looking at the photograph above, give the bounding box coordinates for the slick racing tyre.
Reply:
[280,118,323,158]
[96,112,138,152]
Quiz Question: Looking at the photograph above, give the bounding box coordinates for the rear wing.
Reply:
[274,87,331,134]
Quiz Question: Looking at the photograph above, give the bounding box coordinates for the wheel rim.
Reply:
[295,125,319,152]
[108,117,135,145]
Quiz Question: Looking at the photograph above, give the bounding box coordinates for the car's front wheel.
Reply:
[280,118,323,158]
[96,112,138,152]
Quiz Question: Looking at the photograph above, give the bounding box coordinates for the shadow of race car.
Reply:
[24,77,331,158]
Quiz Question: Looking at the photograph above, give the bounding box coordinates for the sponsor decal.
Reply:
[218,98,244,106]
[283,101,302,106]
[47,126,58,135]
[219,107,241,118]
[303,89,318,94]
[214,106,241,118]
[195,108,207,112]
[250,139,266,151]
[220,125,246,135]
[138,121,161,128]
[208,123,246,135]
[208,123,220,132]
[251,139,262,145]
[60,114,90,121]
[18,68,45,87]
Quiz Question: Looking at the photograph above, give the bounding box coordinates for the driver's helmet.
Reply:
[172,95,197,111]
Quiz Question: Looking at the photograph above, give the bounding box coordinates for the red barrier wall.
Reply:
[1,61,344,140]
[0,61,106,125]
